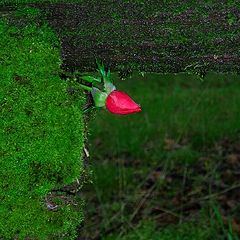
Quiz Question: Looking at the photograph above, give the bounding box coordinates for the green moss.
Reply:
[3,1,239,74]
[0,9,85,240]
[0,0,85,4]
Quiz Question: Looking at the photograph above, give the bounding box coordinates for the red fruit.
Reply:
[105,90,141,115]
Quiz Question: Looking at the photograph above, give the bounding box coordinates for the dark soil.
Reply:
[78,136,240,239]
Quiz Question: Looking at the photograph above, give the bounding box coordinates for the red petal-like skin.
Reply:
[105,90,142,115]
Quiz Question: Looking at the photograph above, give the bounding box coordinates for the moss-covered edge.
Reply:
[0,6,86,240]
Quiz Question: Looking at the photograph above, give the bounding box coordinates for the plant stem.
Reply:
[79,83,92,91]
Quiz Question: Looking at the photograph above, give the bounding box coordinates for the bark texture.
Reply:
[1,1,240,75]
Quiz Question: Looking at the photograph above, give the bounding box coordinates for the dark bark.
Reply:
[36,1,240,76]
[2,1,240,75]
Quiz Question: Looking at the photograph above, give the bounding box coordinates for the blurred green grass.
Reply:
[89,71,240,162]
[83,71,240,239]
[103,217,217,240]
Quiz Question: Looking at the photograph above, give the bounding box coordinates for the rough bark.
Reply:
[35,1,240,77]
[2,1,240,76]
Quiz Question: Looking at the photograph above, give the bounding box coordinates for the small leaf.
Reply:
[105,69,111,82]
[96,59,106,78]
[103,69,115,93]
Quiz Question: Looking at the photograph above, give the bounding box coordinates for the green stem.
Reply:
[79,83,92,92]
[83,106,96,113]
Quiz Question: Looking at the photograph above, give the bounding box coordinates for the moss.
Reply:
[0,8,85,240]
[0,0,85,4]
[2,1,240,74]
[16,0,239,75]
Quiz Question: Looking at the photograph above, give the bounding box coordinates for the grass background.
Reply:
[79,71,240,239]
[89,71,240,161]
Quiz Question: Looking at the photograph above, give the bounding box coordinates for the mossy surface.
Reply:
[1,1,240,76]
[0,8,85,240]
[25,0,240,76]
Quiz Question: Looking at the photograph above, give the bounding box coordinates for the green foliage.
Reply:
[14,6,42,19]
[92,163,134,201]
[104,218,218,240]
[210,202,240,240]
[85,72,240,239]
[0,10,85,240]
[90,71,240,161]
[0,0,85,4]
[166,147,200,165]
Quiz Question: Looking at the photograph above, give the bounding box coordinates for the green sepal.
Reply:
[105,69,111,82]
[96,59,106,79]
[104,79,116,95]
[91,87,108,107]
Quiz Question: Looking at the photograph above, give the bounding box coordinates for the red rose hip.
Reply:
[105,90,141,115]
